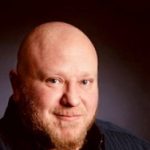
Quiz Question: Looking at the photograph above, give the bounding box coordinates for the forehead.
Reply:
[32,43,98,77]
[18,23,98,77]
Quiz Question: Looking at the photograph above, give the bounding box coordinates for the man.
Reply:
[0,22,149,150]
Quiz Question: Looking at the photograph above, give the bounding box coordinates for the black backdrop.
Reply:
[0,0,150,141]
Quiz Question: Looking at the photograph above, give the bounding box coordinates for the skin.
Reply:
[10,22,99,150]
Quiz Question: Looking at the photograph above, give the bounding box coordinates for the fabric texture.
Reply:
[0,99,150,150]
[97,120,150,150]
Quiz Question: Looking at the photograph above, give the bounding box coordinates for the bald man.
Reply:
[0,22,150,150]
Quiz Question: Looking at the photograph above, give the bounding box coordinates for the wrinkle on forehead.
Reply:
[17,22,98,78]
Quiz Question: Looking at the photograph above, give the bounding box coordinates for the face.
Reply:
[13,26,98,150]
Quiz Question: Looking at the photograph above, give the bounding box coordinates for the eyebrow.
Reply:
[37,69,97,79]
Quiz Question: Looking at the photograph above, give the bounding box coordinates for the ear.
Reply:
[9,70,21,102]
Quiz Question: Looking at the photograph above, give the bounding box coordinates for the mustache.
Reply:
[52,107,86,116]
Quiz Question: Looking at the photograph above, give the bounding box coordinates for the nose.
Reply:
[60,82,80,107]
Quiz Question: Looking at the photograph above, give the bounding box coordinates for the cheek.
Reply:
[88,93,98,112]
[82,89,99,115]
[29,84,63,109]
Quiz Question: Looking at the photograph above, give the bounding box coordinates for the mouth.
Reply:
[54,113,82,121]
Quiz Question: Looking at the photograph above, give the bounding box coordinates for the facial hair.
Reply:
[17,85,96,150]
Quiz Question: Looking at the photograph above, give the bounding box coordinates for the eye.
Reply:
[46,77,63,86]
[48,78,59,83]
[81,79,94,86]
[81,80,89,85]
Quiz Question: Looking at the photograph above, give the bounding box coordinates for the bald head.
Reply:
[17,22,98,79]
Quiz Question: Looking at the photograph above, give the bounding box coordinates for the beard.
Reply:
[16,86,96,150]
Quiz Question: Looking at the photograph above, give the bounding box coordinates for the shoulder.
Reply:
[0,138,9,150]
[96,119,150,150]
[0,125,9,150]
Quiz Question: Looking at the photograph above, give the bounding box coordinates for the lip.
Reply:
[54,114,82,121]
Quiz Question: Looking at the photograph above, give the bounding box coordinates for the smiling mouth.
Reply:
[54,113,82,121]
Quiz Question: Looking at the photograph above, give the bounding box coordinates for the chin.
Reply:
[41,115,95,150]
[46,121,87,150]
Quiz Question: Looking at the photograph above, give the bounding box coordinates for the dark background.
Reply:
[0,0,150,141]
